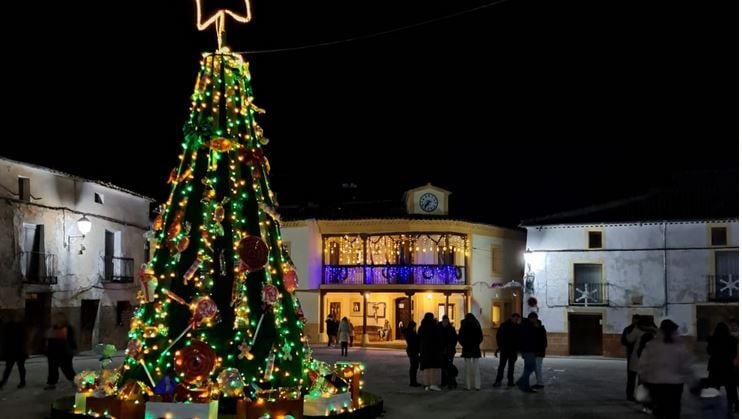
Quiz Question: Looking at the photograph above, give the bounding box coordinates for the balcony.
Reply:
[569,282,608,306]
[708,274,739,302]
[19,251,58,284]
[102,256,135,283]
[323,264,466,286]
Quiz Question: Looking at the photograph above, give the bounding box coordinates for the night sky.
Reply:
[2,1,737,226]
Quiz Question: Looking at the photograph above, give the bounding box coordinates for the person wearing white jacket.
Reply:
[638,319,695,419]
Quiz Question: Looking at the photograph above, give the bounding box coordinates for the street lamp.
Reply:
[67,215,92,254]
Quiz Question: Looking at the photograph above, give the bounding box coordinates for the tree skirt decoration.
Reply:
[145,400,218,419]
[174,340,216,385]
[217,368,246,397]
[238,236,269,272]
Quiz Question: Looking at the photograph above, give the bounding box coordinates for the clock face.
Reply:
[419,193,439,212]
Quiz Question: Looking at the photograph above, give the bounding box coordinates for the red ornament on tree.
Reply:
[283,270,299,293]
[261,284,279,305]
[192,296,219,325]
[237,236,269,272]
[174,340,216,385]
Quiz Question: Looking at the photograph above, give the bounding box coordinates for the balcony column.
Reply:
[319,291,326,343]
[444,291,451,319]
[361,234,368,285]
[361,291,369,345]
[405,291,415,322]
[463,290,469,314]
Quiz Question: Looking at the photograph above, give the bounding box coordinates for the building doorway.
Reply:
[25,293,51,354]
[569,313,603,355]
[79,299,99,351]
[395,297,413,339]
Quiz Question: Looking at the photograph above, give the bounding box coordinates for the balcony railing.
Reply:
[323,264,465,286]
[708,274,739,301]
[102,256,135,283]
[569,282,608,306]
[19,251,58,284]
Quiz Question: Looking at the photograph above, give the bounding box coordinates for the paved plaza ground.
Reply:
[0,346,723,418]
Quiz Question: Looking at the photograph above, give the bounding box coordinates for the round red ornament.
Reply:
[192,296,218,325]
[174,340,216,385]
[261,284,279,305]
[237,236,269,272]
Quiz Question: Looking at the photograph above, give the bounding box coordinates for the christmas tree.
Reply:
[120,47,306,402]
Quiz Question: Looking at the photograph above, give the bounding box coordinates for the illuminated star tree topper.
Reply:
[195,0,252,49]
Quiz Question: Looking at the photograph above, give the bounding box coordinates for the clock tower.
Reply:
[404,183,451,216]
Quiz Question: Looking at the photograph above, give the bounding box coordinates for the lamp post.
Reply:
[67,215,92,254]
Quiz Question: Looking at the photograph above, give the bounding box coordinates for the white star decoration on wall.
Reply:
[719,276,739,297]
[574,283,598,306]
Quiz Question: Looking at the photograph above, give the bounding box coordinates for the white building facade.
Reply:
[523,217,738,357]
[280,184,526,350]
[0,157,153,353]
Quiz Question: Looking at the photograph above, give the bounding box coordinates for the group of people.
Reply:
[0,312,78,390]
[325,314,355,356]
[404,312,486,391]
[494,312,548,392]
[622,315,739,419]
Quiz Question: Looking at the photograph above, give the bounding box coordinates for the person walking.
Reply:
[458,313,483,391]
[404,320,421,387]
[533,319,548,389]
[638,319,694,419]
[626,317,656,406]
[418,312,443,391]
[622,314,641,400]
[706,322,738,415]
[0,313,28,389]
[516,312,540,393]
[440,315,458,389]
[338,317,351,357]
[44,313,77,390]
[494,313,521,387]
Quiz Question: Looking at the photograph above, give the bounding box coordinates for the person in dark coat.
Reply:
[326,314,338,347]
[458,313,483,390]
[418,312,443,391]
[622,314,641,400]
[404,320,421,387]
[439,315,458,389]
[0,313,28,389]
[515,312,539,392]
[44,312,77,390]
[533,319,548,389]
[494,313,521,387]
[707,322,738,415]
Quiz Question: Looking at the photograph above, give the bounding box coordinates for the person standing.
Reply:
[338,317,351,357]
[418,313,443,391]
[494,313,521,387]
[706,322,738,415]
[440,315,458,389]
[404,320,421,387]
[44,313,77,390]
[516,312,539,393]
[622,315,641,400]
[326,314,337,347]
[533,319,548,389]
[458,313,483,391]
[0,313,28,389]
[638,319,694,419]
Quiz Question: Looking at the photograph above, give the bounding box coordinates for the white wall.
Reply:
[0,158,152,345]
[525,220,739,336]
